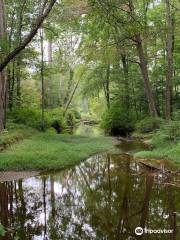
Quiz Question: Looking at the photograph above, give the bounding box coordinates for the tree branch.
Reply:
[0,0,57,72]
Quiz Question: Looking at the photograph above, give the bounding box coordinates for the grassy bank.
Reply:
[135,120,180,165]
[0,125,35,151]
[0,131,114,171]
[135,143,180,160]
[135,143,180,164]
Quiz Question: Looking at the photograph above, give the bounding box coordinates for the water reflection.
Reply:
[0,147,180,239]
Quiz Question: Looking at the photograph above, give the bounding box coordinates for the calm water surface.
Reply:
[0,137,180,239]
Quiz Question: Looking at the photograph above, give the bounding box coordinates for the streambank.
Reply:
[135,144,180,165]
[134,132,180,166]
[0,131,114,171]
[0,126,35,152]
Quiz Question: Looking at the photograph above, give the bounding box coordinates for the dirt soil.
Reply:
[0,171,39,182]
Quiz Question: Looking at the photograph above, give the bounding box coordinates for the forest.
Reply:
[0,0,180,239]
[0,0,179,163]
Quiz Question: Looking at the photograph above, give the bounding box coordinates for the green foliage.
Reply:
[46,109,67,130]
[65,111,76,128]
[136,120,180,164]
[152,121,180,147]
[8,108,65,130]
[135,117,163,133]
[71,109,81,120]
[0,224,6,237]
[101,104,135,136]
[173,110,180,121]
[7,108,79,132]
[8,108,47,130]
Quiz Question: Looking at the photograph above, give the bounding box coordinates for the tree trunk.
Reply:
[0,72,6,130]
[0,0,7,131]
[165,0,174,120]
[63,78,81,116]
[121,54,130,111]
[64,68,74,105]
[135,34,158,117]
[48,40,53,63]
[0,0,57,72]
[9,61,15,110]
[128,0,158,117]
[46,40,53,108]
[16,1,26,105]
[40,28,45,131]
[103,64,110,109]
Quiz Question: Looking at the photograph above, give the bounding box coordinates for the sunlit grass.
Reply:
[135,142,180,165]
[0,132,114,171]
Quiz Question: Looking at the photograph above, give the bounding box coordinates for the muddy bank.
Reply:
[0,171,39,182]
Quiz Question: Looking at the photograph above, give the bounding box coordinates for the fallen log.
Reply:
[138,161,170,172]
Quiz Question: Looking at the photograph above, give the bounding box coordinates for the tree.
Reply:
[165,0,174,120]
[128,0,158,117]
[0,0,57,131]
[0,0,57,72]
[0,0,7,130]
[40,27,45,131]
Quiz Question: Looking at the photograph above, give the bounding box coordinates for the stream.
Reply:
[0,126,180,240]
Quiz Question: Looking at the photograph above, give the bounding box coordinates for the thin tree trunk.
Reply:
[103,64,110,108]
[16,1,26,104]
[64,68,74,105]
[9,61,15,110]
[40,27,45,131]
[165,0,174,120]
[121,54,130,111]
[46,40,53,108]
[0,0,7,130]
[0,72,6,130]
[63,78,81,116]
[48,40,53,63]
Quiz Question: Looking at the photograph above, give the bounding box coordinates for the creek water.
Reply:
[0,126,180,240]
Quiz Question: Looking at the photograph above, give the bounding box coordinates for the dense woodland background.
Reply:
[0,0,180,136]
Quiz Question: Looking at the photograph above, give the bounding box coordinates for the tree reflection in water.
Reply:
[0,149,179,240]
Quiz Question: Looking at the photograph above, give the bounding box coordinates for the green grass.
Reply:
[0,125,35,151]
[135,142,180,165]
[0,132,114,171]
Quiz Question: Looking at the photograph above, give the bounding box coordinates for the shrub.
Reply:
[135,117,163,133]
[46,108,67,130]
[7,108,77,132]
[71,109,81,120]
[172,110,180,121]
[101,104,135,136]
[8,108,66,131]
[65,110,76,128]
[152,120,180,147]
[8,108,44,130]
